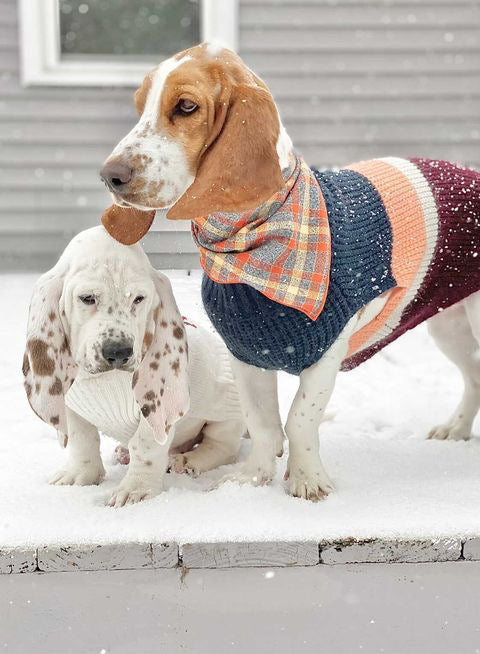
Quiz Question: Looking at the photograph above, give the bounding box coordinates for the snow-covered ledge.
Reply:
[3,538,480,574]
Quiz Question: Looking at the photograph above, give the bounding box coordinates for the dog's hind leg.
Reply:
[169,418,244,476]
[428,294,480,441]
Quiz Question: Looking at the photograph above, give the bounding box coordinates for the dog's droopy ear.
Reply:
[133,271,189,444]
[167,83,285,220]
[23,269,78,447]
[101,205,156,245]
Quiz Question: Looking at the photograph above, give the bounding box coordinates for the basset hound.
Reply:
[23,225,244,506]
[98,43,480,502]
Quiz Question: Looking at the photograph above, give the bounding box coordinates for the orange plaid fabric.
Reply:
[191,155,331,320]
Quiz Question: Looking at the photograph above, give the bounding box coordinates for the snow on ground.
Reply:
[2,271,480,548]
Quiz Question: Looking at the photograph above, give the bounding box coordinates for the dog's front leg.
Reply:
[285,318,357,501]
[108,415,171,507]
[49,407,105,486]
[219,358,283,486]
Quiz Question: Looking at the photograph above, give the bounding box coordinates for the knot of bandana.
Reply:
[191,154,331,320]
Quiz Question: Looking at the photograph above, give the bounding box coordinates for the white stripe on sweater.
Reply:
[355,157,439,353]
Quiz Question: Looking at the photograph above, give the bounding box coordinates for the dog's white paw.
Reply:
[284,460,334,502]
[428,422,471,441]
[107,478,162,508]
[49,464,105,487]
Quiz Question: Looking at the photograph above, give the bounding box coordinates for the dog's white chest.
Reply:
[65,370,140,443]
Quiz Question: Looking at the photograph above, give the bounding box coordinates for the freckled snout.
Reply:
[100,159,133,193]
[101,339,134,369]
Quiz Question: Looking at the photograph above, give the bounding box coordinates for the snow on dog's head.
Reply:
[23,226,189,444]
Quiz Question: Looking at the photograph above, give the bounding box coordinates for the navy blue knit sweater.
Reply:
[201,169,397,375]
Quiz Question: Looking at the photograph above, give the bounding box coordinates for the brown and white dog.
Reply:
[100,43,480,501]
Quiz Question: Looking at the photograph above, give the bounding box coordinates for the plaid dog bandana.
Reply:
[191,154,331,320]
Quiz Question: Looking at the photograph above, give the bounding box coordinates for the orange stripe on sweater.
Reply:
[346,159,427,356]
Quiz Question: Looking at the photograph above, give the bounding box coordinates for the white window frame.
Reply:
[18,0,238,87]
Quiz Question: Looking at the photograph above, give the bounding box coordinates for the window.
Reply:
[19,0,238,86]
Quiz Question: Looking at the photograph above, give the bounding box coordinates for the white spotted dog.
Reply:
[99,43,480,502]
[23,226,244,507]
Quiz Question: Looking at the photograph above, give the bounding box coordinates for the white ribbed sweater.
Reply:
[65,324,242,442]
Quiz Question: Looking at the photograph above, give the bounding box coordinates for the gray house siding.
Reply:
[1,0,479,270]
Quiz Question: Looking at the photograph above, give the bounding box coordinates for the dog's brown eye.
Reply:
[177,99,198,115]
[79,295,96,305]
[133,295,145,304]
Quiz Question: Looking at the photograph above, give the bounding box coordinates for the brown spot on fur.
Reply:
[28,339,55,376]
[171,358,180,376]
[35,383,40,394]
[160,320,168,328]
[108,306,113,314]
[49,377,62,395]
[155,352,160,359]
[143,331,154,350]
[25,382,32,399]
[172,325,184,340]
[47,330,54,338]
[145,460,152,466]
[48,311,56,322]
[60,336,70,355]
[150,361,159,370]
[22,352,30,376]
[144,390,156,401]
[132,370,139,388]
[179,346,184,353]
[142,401,156,416]
[160,388,164,397]
[50,415,59,426]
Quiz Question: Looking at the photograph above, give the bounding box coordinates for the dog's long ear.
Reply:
[22,268,78,447]
[133,271,189,444]
[101,205,156,246]
[167,82,285,220]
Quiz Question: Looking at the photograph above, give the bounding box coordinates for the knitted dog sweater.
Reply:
[65,324,242,442]
[200,157,480,375]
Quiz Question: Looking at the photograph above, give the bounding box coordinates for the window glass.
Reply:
[59,0,200,59]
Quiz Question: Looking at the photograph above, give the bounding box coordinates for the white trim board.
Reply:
[2,537,479,574]
[18,0,239,87]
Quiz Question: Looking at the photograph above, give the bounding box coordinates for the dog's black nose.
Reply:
[102,340,134,368]
[100,160,133,189]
